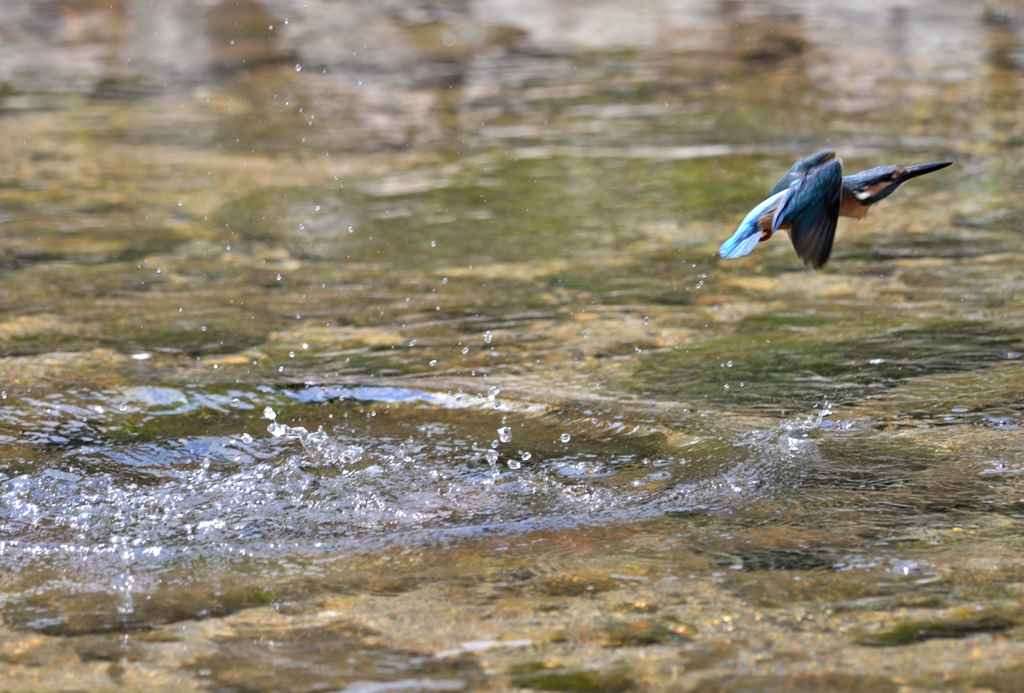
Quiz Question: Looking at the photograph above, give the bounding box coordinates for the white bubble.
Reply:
[429,359,438,367]
[296,64,302,72]
[497,426,512,443]
[484,449,499,464]
[241,433,254,444]
[263,407,277,421]
[560,433,571,443]
[484,330,492,344]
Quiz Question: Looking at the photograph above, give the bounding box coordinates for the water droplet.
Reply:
[723,384,730,390]
[119,402,127,411]
[484,330,492,344]
[358,79,363,85]
[520,451,532,462]
[278,366,284,372]
[263,407,277,421]
[298,224,305,230]
[635,346,642,353]
[461,347,469,354]
[289,351,295,358]
[726,360,733,367]
[131,353,150,361]
[276,273,282,281]
[177,200,183,207]
[430,240,436,247]
[487,386,502,400]
[498,426,512,443]
[231,398,240,408]
[644,316,650,325]
[268,422,288,437]
[429,359,438,367]
[442,277,448,284]
[409,339,417,347]
[314,205,320,211]
[582,330,588,339]
[302,343,309,350]
[94,405,104,414]
[348,226,354,233]
[295,64,302,72]
[560,433,571,443]
[241,433,254,444]
[485,449,499,464]
[507,459,521,470]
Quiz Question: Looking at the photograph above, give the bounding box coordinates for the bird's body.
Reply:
[719,151,952,269]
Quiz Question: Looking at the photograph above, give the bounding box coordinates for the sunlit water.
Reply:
[2,1,1024,690]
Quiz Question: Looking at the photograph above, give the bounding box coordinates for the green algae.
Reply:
[510,663,634,693]
[856,612,1019,647]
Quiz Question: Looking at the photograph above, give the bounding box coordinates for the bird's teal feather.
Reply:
[718,190,785,259]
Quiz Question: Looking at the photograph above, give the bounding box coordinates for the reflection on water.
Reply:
[2,0,1024,690]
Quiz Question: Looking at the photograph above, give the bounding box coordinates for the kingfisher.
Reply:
[719,150,952,269]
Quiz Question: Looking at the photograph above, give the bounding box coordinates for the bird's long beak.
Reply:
[899,161,953,182]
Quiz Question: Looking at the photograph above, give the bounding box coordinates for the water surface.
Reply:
[2,1,1024,691]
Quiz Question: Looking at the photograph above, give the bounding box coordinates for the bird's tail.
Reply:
[719,190,786,259]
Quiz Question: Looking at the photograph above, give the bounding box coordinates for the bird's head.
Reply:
[843,161,953,205]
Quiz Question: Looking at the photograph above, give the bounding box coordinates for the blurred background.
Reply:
[2,2,1024,692]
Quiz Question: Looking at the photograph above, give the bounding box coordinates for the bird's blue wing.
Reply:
[772,158,842,269]
[768,149,836,197]
[719,190,786,259]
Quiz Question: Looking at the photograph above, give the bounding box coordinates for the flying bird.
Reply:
[719,150,952,269]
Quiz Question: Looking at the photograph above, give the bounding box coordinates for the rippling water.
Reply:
[2,0,1024,690]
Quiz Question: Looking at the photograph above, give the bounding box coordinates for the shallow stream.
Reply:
[2,1,1024,691]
